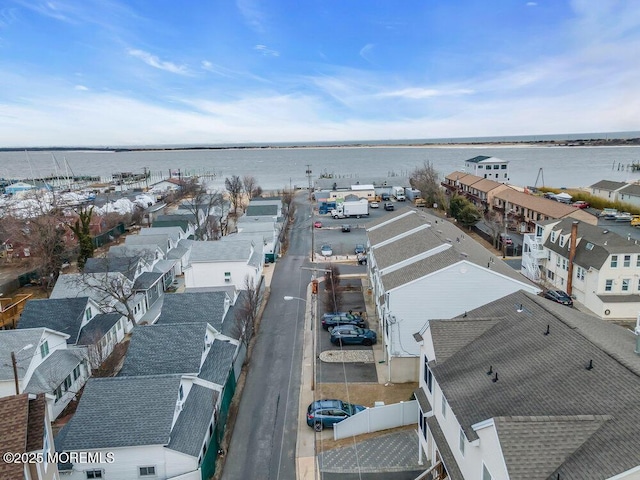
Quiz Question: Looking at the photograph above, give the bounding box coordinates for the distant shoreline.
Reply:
[1,137,640,153]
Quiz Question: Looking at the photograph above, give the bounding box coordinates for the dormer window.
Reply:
[179,385,184,401]
[559,236,565,248]
[40,341,49,359]
[550,231,557,243]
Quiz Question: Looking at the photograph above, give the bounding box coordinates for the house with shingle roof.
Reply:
[366,209,540,382]
[618,183,640,207]
[590,179,628,201]
[84,255,151,281]
[17,297,127,368]
[50,272,149,328]
[0,328,90,419]
[0,393,60,480]
[522,217,640,320]
[184,239,263,291]
[56,374,221,479]
[414,290,640,480]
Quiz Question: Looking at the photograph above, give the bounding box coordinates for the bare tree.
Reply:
[179,182,224,240]
[323,264,343,312]
[232,275,263,351]
[225,175,243,215]
[483,210,505,249]
[410,161,446,209]
[242,175,259,200]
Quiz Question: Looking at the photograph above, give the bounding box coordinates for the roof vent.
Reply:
[445,238,452,243]
[603,230,608,234]
[586,359,594,371]
[492,372,499,383]
[487,365,493,375]
[517,304,524,313]
[544,324,550,336]
[460,252,468,258]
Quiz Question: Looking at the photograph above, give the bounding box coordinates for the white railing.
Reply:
[334,400,418,440]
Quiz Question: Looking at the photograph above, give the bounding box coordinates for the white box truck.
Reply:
[331,199,369,218]
[392,186,406,201]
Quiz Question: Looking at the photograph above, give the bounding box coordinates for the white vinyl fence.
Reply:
[334,400,418,440]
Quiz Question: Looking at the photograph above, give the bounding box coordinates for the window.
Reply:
[85,307,92,321]
[86,471,103,479]
[482,464,493,480]
[637,255,640,267]
[550,232,556,243]
[501,164,507,169]
[459,428,466,456]
[493,164,499,169]
[73,365,81,380]
[441,393,447,418]
[611,255,618,268]
[224,272,231,283]
[559,236,565,248]
[624,255,631,267]
[547,250,551,261]
[561,259,568,271]
[54,386,62,402]
[536,226,543,237]
[139,466,156,476]
[577,267,585,281]
[638,278,640,291]
[63,375,72,392]
[622,279,630,291]
[556,256,561,267]
[426,367,433,393]
[547,270,555,280]
[423,356,433,392]
[477,165,483,169]
[179,385,184,401]
[586,242,594,251]
[40,341,49,359]
[605,279,613,291]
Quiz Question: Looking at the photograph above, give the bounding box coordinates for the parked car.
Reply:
[384,202,394,211]
[330,325,377,346]
[500,233,513,245]
[341,224,351,232]
[381,193,391,201]
[544,290,573,307]
[321,312,366,330]
[370,201,379,208]
[306,399,366,431]
[320,244,333,257]
[354,244,365,254]
[314,221,323,228]
[357,253,367,265]
[572,201,589,209]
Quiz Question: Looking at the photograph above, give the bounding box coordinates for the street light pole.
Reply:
[284,294,316,391]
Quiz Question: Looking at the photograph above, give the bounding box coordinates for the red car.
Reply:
[572,201,589,209]
[314,221,322,228]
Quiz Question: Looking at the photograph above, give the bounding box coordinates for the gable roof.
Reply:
[469,178,509,193]
[84,256,143,280]
[199,339,237,385]
[133,271,163,290]
[189,240,254,263]
[118,323,208,377]
[156,292,229,332]
[50,272,131,306]
[373,228,445,270]
[543,218,640,269]
[77,313,122,345]
[493,189,578,218]
[0,329,48,381]
[429,290,640,479]
[24,348,86,394]
[619,183,640,197]
[366,209,427,246]
[125,233,170,254]
[139,226,185,243]
[107,244,159,264]
[429,318,500,363]
[246,204,278,216]
[18,297,89,344]
[589,179,627,191]
[168,384,218,457]
[56,375,181,450]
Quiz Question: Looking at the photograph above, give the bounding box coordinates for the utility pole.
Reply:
[503,197,508,259]
[306,165,313,200]
[11,351,20,395]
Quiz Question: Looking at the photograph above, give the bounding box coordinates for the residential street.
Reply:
[221,193,312,480]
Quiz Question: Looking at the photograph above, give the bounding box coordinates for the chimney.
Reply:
[566,221,578,296]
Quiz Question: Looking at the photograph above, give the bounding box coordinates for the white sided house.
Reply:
[184,240,263,290]
[56,374,221,480]
[464,155,510,182]
[414,290,640,480]
[0,328,90,420]
[521,218,640,320]
[366,209,540,383]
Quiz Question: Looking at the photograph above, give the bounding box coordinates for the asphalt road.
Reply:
[221,193,311,480]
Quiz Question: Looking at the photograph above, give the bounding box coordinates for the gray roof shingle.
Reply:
[24,348,86,394]
[0,329,53,381]
[118,323,207,377]
[156,292,228,332]
[246,204,278,216]
[373,228,444,270]
[199,340,237,385]
[18,298,89,344]
[77,313,122,345]
[84,256,143,280]
[56,375,182,450]
[589,180,627,191]
[133,271,163,290]
[189,240,254,263]
[366,209,426,246]
[430,290,640,479]
[426,417,464,480]
[168,384,218,457]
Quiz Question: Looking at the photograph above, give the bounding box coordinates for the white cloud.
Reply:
[379,87,475,99]
[359,44,375,64]
[526,2,537,6]
[128,49,190,75]
[236,0,267,33]
[254,44,279,57]
[74,85,89,91]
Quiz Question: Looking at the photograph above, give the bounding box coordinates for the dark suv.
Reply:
[306,399,366,431]
[321,312,366,330]
[384,202,394,211]
[544,290,573,307]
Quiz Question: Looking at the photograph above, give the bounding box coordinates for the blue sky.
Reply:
[0,0,638,147]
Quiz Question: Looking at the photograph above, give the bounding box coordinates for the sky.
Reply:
[0,0,638,147]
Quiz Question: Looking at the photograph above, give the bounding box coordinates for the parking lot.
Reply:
[313,200,405,259]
